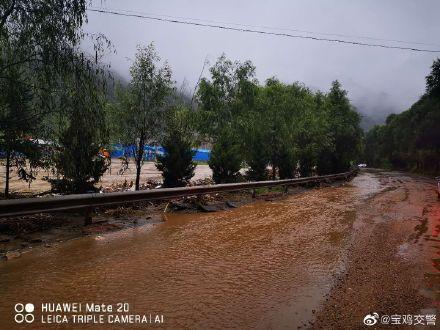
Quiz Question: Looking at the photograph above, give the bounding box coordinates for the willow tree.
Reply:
[0,54,37,197]
[116,44,173,190]
[1,1,113,195]
[0,0,90,196]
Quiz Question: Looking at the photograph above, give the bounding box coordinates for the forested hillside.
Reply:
[364,59,440,173]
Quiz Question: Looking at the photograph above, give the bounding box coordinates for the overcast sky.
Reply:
[84,0,440,117]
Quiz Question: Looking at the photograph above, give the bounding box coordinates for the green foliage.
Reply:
[0,57,34,153]
[426,59,440,97]
[54,118,107,193]
[317,81,362,174]
[0,0,113,195]
[156,107,196,187]
[208,128,243,183]
[365,58,440,173]
[197,55,257,182]
[110,43,173,190]
[243,116,269,181]
[52,56,109,193]
[197,55,363,182]
[196,54,257,137]
[0,62,41,196]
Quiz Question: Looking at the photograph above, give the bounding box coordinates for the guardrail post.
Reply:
[284,185,288,194]
[252,189,256,198]
[83,207,93,226]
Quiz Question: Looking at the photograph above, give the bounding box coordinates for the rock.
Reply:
[197,204,220,212]
[5,251,21,260]
[170,201,192,210]
[30,238,43,243]
[226,201,238,208]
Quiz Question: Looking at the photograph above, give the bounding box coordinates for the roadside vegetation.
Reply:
[0,1,363,197]
[364,59,440,174]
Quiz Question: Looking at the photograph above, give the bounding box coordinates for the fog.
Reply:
[84,0,440,125]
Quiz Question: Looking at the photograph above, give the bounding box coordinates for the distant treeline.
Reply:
[364,59,440,173]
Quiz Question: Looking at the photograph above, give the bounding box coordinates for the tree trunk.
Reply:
[135,135,145,191]
[4,150,10,198]
[135,160,141,191]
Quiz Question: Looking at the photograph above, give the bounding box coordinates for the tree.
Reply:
[295,91,332,177]
[52,55,109,193]
[115,44,173,190]
[156,106,196,187]
[0,0,91,128]
[197,55,257,182]
[208,128,242,183]
[0,60,39,196]
[426,58,440,97]
[258,78,290,179]
[318,81,362,174]
[1,1,112,195]
[242,108,269,181]
[255,79,323,179]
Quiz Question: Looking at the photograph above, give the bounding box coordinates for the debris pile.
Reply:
[100,179,162,193]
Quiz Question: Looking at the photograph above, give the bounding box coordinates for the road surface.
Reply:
[0,170,438,329]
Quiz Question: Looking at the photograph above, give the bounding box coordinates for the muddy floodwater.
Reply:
[0,171,437,329]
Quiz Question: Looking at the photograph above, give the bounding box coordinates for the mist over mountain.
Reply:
[352,91,400,131]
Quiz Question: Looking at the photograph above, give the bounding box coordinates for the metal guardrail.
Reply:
[0,169,358,218]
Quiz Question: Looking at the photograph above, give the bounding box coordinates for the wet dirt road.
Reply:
[0,170,438,329]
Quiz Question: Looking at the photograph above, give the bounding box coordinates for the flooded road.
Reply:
[0,171,438,329]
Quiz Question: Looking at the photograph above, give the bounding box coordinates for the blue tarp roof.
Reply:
[110,144,210,161]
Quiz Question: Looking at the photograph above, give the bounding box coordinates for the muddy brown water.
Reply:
[0,172,384,329]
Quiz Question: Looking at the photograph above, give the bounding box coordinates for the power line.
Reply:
[92,7,440,49]
[87,8,440,53]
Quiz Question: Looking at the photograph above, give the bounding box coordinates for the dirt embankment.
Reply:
[311,171,439,329]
